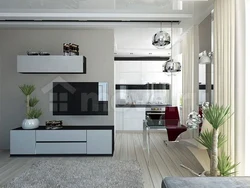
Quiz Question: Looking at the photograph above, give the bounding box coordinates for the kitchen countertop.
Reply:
[116,104,171,108]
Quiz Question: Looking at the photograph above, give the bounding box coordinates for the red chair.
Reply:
[164,107,187,141]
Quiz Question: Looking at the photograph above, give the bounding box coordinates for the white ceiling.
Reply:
[0,0,189,12]
[0,0,214,56]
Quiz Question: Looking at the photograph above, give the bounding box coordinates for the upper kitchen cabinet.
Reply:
[141,61,164,72]
[17,55,86,74]
[115,61,168,84]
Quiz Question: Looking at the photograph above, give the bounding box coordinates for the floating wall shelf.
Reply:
[17,55,86,74]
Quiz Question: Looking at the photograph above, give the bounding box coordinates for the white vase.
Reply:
[22,119,39,129]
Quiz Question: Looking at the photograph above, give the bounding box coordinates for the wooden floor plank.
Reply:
[113,132,122,160]
[120,133,128,160]
[152,133,193,176]
[132,134,154,188]
[137,134,162,188]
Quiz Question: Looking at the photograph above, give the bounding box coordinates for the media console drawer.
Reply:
[36,143,87,154]
[36,130,87,141]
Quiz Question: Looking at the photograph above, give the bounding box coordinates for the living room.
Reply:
[0,0,249,187]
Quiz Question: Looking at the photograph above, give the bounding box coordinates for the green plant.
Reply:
[196,130,227,151]
[19,84,35,96]
[218,151,239,176]
[27,108,43,119]
[29,97,39,107]
[19,84,42,119]
[196,104,235,177]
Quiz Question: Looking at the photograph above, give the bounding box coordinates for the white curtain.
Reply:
[214,0,246,175]
[182,26,199,125]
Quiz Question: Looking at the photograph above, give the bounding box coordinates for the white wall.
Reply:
[0,29,114,149]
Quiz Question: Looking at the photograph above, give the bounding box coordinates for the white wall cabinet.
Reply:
[17,55,86,74]
[115,108,145,131]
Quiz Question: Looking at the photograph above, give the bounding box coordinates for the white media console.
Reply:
[10,126,114,156]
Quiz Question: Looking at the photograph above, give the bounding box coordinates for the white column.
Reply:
[245,0,250,176]
[235,0,246,176]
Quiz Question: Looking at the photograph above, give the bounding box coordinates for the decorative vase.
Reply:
[22,119,39,129]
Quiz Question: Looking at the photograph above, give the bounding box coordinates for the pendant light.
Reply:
[199,51,213,64]
[152,22,171,49]
[162,22,181,73]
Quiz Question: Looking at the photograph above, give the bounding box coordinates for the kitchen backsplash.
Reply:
[116,89,170,105]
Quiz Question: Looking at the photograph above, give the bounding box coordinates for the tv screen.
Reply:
[53,82,108,115]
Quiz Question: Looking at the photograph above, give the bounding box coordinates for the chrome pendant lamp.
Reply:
[162,22,181,73]
[152,22,171,49]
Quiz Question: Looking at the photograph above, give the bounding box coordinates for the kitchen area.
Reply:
[115,59,182,131]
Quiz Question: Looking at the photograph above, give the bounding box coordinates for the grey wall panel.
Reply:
[10,130,36,154]
[87,130,112,154]
[36,143,87,154]
[0,29,114,149]
[36,130,86,141]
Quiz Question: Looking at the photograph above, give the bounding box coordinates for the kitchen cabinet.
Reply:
[115,108,124,130]
[115,108,145,131]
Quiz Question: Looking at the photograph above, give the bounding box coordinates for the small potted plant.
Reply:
[196,104,239,176]
[19,84,42,129]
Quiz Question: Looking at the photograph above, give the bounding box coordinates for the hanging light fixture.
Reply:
[199,51,213,64]
[152,22,171,49]
[162,22,181,73]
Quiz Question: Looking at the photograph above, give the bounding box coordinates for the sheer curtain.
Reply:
[214,0,246,175]
[182,26,199,125]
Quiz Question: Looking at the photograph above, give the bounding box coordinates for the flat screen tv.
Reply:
[53,82,108,115]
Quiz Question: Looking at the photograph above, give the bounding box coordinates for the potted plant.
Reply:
[196,104,239,176]
[19,84,42,129]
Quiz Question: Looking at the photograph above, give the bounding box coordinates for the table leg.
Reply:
[147,126,150,165]
[143,120,147,149]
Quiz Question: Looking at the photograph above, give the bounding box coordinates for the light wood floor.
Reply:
[0,132,205,188]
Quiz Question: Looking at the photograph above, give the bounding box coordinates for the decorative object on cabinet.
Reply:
[27,51,50,56]
[19,84,42,130]
[162,22,181,73]
[63,43,79,56]
[152,22,171,49]
[45,120,63,130]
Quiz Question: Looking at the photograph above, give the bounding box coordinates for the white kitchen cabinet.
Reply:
[141,61,164,72]
[115,108,124,130]
[117,61,142,72]
[123,118,144,131]
[116,108,145,131]
[118,72,142,84]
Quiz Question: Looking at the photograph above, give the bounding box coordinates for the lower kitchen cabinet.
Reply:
[115,108,145,131]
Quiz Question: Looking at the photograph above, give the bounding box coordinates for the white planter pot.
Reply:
[22,119,39,129]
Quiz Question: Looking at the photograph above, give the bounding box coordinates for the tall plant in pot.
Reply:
[19,84,42,129]
[196,104,238,176]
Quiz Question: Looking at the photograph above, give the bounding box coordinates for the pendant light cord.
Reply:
[171,21,173,61]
